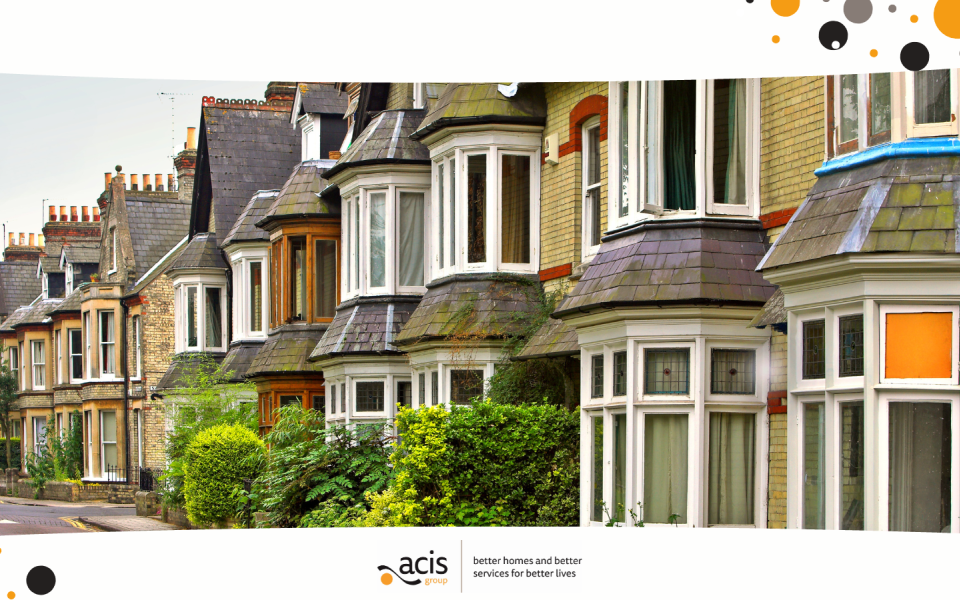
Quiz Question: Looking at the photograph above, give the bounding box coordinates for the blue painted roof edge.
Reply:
[815,137,960,176]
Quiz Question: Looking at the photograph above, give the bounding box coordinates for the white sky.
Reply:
[0,75,268,246]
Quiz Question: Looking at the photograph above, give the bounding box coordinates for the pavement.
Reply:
[0,496,177,535]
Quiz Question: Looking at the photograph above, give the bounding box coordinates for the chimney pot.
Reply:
[155,174,163,192]
[131,174,139,191]
[7,233,13,247]
[187,127,197,150]
[167,174,174,191]
[38,234,44,248]
[70,206,78,222]
[28,234,35,246]
[329,151,342,160]
[82,206,90,222]
[104,172,112,190]
[48,206,57,222]
[59,206,67,222]
[143,174,150,191]
[93,206,101,222]
[19,233,25,245]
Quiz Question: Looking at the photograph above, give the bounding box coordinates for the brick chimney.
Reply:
[264,82,297,105]
[174,128,197,204]
[2,232,42,262]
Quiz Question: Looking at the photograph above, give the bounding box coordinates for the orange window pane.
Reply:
[885,312,953,379]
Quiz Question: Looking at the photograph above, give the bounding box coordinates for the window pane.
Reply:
[101,312,115,374]
[356,382,385,412]
[290,238,306,319]
[803,403,825,529]
[889,402,951,532]
[663,80,697,211]
[369,192,386,288]
[431,371,438,406]
[591,416,604,522]
[451,370,483,406]
[588,187,601,247]
[839,315,864,377]
[279,395,302,407]
[713,79,747,205]
[613,414,627,522]
[708,412,756,525]
[70,330,82,379]
[587,126,600,187]
[345,202,352,290]
[467,155,487,263]
[870,73,891,136]
[250,262,263,332]
[398,192,424,287]
[101,411,116,443]
[644,348,690,395]
[619,82,629,217]
[840,74,860,144]
[591,354,604,398]
[354,204,360,289]
[315,240,337,318]
[439,163,445,269]
[711,349,756,394]
[501,155,531,264]
[449,157,457,265]
[397,381,412,409]
[613,351,627,396]
[313,395,324,414]
[802,320,825,379]
[915,69,952,125]
[205,287,222,348]
[418,372,425,406]
[340,383,345,413]
[644,414,688,524]
[841,402,865,530]
[644,82,659,209]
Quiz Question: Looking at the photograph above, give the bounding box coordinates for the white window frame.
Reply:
[99,410,117,476]
[65,263,73,294]
[704,340,764,403]
[608,79,760,229]
[878,304,959,386]
[9,347,19,391]
[434,154,458,279]
[635,406,696,527]
[639,341,697,402]
[365,187,390,295]
[85,410,92,477]
[68,328,82,383]
[794,310,828,393]
[703,405,765,528]
[137,408,144,468]
[132,315,141,380]
[833,305,866,389]
[496,149,539,272]
[31,339,45,391]
[55,329,62,385]
[202,285,226,352]
[413,83,426,110]
[395,186,429,295]
[33,416,47,456]
[353,378,389,416]
[905,68,959,139]
[83,311,91,380]
[830,73,902,156]
[41,272,49,299]
[581,116,603,260]
[98,310,116,378]
[184,284,200,351]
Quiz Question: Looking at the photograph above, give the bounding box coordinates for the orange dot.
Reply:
[381,573,393,586]
[934,0,960,38]
[7,591,14,599]
[911,14,919,22]
[771,0,800,17]
[772,35,781,43]
[870,49,879,57]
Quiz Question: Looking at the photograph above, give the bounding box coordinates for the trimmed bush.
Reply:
[183,424,264,527]
[0,438,21,471]
[359,401,579,527]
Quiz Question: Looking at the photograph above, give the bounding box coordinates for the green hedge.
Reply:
[183,424,264,527]
[360,402,579,527]
[0,438,20,471]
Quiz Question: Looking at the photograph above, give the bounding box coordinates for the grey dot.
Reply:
[845,0,874,23]
[888,4,896,11]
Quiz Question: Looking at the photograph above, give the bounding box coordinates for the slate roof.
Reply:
[516,318,579,359]
[747,288,786,330]
[125,192,192,283]
[246,324,326,376]
[220,190,279,248]
[412,83,547,141]
[198,106,302,245]
[395,274,542,346]
[0,306,30,333]
[298,83,349,115]
[259,161,340,225]
[62,245,100,265]
[15,298,63,326]
[553,220,775,318]
[48,286,83,315]
[311,298,421,359]
[39,256,63,274]
[221,341,264,381]
[156,353,225,391]
[759,155,960,270]
[168,232,228,271]
[323,110,430,180]
[0,262,41,316]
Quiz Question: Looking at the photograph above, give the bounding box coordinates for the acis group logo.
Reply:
[378,550,449,587]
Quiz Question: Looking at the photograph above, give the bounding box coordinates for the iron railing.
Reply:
[139,467,162,491]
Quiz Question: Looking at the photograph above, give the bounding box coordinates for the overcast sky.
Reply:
[0,74,268,247]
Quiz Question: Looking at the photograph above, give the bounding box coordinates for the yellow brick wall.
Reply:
[760,76,825,220]
[768,412,787,528]
[770,331,787,390]
[386,83,413,110]
[540,82,608,294]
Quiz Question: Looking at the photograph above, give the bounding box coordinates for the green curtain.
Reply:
[664,80,696,211]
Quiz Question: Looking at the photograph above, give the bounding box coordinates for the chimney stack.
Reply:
[38,235,44,248]
[82,206,90,222]
[131,174,139,191]
[175,128,198,204]
[186,127,197,150]
[167,174,174,191]
[48,206,57,222]
[28,234,35,246]
[70,206,78,222]
[93,207,101,222]
[155,174,163,192]
[104,173,112,190]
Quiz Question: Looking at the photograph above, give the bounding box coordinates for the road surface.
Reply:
[0,499,136,535]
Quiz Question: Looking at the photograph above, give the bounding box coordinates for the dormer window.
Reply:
[431,135,541,279]
[342,185,427,299]
[609,79,760,227]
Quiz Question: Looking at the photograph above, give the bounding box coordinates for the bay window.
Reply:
[250,261,263,333]
[31,340,45,390]
[643,413,688,524]
[355,382,385,413]
[229,253,269,340]
[590,416,604,522]
[269,231,338,325]
[888,402,951,533]
[341,185,427,299]
[609,79,759,227]
[177,283,227,352]
[99,310,115,376]
[802,402,825,529]
[707,412,756,526]
[907,69,958,137]
[840,401,864,530]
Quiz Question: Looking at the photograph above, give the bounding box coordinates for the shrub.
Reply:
[249,404,393,528]
[358,401,579,527]
[183,423,264,527]
[0,438,21,471]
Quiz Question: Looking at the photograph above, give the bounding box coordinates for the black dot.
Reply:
[819,21,849,50]
[26,566,55,595]
[900,42,929,71]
